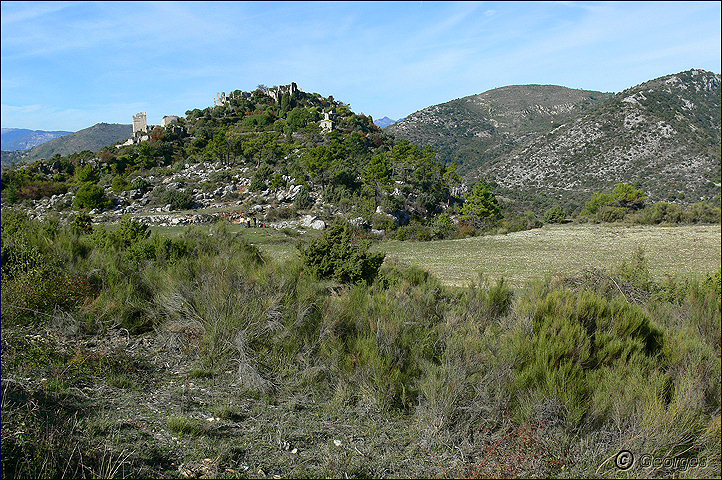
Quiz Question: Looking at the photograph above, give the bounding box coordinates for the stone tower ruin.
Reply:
[268,82,299,103]
[132,112,148,134]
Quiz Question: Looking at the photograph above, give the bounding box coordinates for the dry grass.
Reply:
[377,224,721,287]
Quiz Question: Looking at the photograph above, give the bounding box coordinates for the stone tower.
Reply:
[132,112,148,134]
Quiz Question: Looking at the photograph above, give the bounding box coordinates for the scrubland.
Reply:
[2,211,720,479]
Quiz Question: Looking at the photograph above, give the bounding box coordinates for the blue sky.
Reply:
[1,1,720,132]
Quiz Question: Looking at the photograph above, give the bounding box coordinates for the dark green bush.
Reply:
[75,165,99,183]
[157,187,194,210]
[636,201,682,224]
[130,176,151,191]
[293,185,314,210]
[392,221,432,241]
[370,213,397,232]
[69,212,93,235]
[506,211,543,233]
[595,205,626,222]
[300,220,384,284]
[513,287,664,426]
[431,213,455,239]
[683,201,721,223]
[73,183,111,210]
[111,175,128,193]
[544,205,566,224]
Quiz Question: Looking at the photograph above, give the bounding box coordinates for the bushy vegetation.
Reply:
[0,86,461,228]
[581,183,721,225]
[2,211,719,478]
[300,219,384,284]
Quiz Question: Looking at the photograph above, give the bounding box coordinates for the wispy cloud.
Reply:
[0,1,74,25]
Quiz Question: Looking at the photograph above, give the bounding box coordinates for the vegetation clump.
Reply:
[300,219,384,284]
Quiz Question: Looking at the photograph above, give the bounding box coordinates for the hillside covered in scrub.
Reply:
[386,69,721,211]
[1,80,720,479]
[1,84,464,236]
[385,84,612,173]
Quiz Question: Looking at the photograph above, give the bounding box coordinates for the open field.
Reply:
[377,223,722,287]
[148,223,721,287]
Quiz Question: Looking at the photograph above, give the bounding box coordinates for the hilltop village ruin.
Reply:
[119,83,337,147]
[117,112,181,147]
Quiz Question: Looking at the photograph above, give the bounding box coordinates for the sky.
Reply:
[1,1,720,132]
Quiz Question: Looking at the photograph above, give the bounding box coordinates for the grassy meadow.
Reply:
[378,223,722,286]
[205,222,721,287]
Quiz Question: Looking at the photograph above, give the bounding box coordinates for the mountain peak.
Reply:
[374,116,401,128]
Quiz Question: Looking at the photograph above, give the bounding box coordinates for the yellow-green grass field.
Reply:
[150,223,721,287]
[377,223,721,287]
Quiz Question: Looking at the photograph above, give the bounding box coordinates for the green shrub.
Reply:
[300,220,384,284]
[264,205,296,221]
[269,172,287,190]
[583,183,647,220]
[250,164,273,192]
[130,176,150,191]
[635,201,683,224]
[116,217,150,248]
[157,187,194,210]
[69,212,93,235]
[544,205,566,224]
[320,279,444,410]
[582,191,616,216]
[460,180,503,228]
[683,201,721,223]
[73,183,111,210]
[111,175,128,193]
[1,266,98,324]
[370,213,397,232]
[506,211,543,233]
[595,205,626,222]
[249,176,266,192]
[431,213,455,239]
[76,165,99,183]
[392,221,432,241]
[513,287,664,426]
[293,185,314,210]
[612,246,653,291]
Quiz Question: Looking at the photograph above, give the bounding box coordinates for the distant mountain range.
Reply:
[1,123,132,168]
[385,69,721,209]
[1,128,73,151]
[373,116,404,128]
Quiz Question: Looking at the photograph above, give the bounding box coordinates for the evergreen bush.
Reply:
[300,220,384,284]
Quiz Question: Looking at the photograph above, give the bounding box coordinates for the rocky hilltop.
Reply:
[386,69,721,210]
[385,85,612,173]
[478,69,721,208]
